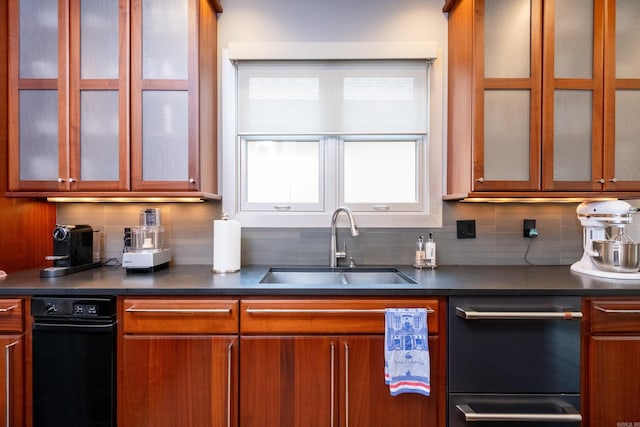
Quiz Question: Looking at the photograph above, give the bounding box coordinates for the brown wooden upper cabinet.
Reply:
[445,0,640,199]
[7,0,221,196]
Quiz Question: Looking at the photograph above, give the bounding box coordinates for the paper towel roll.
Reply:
[212,217,241,273]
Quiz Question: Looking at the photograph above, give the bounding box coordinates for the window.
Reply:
[221,43,443,228]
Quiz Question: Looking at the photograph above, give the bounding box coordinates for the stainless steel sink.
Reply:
[259,267,417,285]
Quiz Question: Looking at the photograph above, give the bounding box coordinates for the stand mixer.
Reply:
[571,200,640,279]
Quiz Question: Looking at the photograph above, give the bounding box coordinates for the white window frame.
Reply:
[239,135,327,212]
[221,44,443,228]
[338,135,426,213]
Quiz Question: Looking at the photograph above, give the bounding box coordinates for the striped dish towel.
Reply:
[384,308,430,396]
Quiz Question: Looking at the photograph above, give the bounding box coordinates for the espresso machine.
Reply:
[571,200,640,279]
[122,208,171,273]
[41,224,101,277]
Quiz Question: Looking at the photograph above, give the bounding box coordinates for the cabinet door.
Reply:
[130,0,200,191]
[239,336,336,427]
[473,0,542,192]
[121,335,237,427]
[603,0,640,191]
[588,336,640,426]
[542,0,604,191]
[8,0,69,191]
[340,335,439,427]
[0,336,24,427]
[68,0,129,191]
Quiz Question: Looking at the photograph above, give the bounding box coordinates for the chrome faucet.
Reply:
[330,207,359,267]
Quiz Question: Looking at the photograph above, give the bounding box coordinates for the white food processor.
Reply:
[122,208,171,273]
[571,200,640,279]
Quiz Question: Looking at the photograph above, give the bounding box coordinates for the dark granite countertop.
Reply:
[1,264,640,297]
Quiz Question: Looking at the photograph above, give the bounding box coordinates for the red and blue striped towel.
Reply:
[384,308,430,396]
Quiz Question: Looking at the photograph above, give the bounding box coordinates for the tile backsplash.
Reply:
[57,201,587,267]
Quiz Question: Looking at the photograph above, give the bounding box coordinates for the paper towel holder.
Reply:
[212,212,242,274]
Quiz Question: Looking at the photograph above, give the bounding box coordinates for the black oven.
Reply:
[31,296,116,427]
[448,296,583,426]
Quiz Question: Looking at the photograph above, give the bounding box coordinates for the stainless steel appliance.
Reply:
[122,208,171,272]
[41,224,101,277]
[571,200,640,279]
[448,296,583,426]
[31,296,116,427]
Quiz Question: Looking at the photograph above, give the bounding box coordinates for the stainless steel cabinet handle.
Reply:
[227,342,233,427]
[594,305,640,314]
[126,307,232,314]
[0,305,18,313]
[5,340,18,427]
[330,342,335,427]
[344,342,350,427]
[456,307,582,320]
[245,308,434,315]
[456,404,582,423]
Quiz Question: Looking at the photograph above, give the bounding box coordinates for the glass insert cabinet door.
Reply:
[69,0,129,191]
[131,0,199,191]
[475,0,542,191]
[542,0,603,191]
[9,0,67,191]
[603,0,640,190]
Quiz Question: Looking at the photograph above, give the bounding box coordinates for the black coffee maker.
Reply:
[41,225,100,277]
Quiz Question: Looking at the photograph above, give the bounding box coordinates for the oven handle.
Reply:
[456,403,582,423]
[33,321,116,332]
[456,307,583,320]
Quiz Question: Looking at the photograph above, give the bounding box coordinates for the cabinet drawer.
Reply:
[0,299,23,333]
[240,298,440,334]
[589,299,640,333]
[122,298,239,334]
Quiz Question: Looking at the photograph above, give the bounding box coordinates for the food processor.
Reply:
[122,208,171,273]
[571,200,640,279]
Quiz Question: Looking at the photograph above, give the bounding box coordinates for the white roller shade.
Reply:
[236,60,428,135]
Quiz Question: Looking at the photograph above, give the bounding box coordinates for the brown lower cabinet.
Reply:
[239,298,446,427]
[584,298,640,427]
[119,298,239,427]
[118,296,446,426]
[0,299,25,427]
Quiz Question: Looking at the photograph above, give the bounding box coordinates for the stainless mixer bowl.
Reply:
[591,240,640,273]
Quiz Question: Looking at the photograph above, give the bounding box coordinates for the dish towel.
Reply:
[384,308,430,396]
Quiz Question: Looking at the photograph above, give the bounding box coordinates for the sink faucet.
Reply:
[330,207,359,267]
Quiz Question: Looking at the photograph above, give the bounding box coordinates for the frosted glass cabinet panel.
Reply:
[142,0,188,79]
[484,0,531,79]
[484,90,531,181]
[615,0,640,78]
[141,91,189,181]
[80,91,120,181]
[553,90,593,181]
[554,0,594,79]
[614,92,640,181]
[19,91,59,181]
[19,0,58,79]
[80,0,119,79]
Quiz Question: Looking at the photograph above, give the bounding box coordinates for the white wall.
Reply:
[218,0,448,47]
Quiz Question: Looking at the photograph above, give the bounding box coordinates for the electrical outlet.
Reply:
[457,220,476,239]
[523,219,537,238]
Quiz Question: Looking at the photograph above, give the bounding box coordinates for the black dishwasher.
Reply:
[31,296,116,427]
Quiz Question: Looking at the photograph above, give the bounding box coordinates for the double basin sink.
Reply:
[259,267,417,286]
